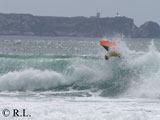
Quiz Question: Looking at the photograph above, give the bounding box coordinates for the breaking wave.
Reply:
[0,40,160,98]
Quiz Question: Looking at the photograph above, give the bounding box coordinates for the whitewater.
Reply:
[0,36,160,120]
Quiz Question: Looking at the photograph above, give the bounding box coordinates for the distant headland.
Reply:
[0,13,160,38]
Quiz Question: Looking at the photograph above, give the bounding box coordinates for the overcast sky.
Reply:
[0,0,159,26]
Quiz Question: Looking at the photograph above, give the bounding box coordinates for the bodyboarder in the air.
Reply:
[100,40,120,60]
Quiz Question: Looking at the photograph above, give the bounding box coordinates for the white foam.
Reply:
[0,96,160,120]
[0,69,66,91]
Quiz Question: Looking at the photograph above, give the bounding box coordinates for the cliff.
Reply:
[0,13,159,38]
[138,21,160,38]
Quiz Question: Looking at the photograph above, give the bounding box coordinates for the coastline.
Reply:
[0,13,159,38]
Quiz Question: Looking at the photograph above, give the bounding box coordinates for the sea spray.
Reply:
[125,40,160,98]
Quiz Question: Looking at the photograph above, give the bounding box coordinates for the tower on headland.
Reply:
[90,12,101,18]
[96,12,100,18]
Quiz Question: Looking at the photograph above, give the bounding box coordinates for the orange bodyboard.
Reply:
[100,40,117,48]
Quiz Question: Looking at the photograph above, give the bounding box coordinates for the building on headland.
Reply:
[90,12,122,18]
[90,12,100,18]
[115,12,121,17]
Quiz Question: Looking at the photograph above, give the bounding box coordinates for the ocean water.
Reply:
[0,36,160,120]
